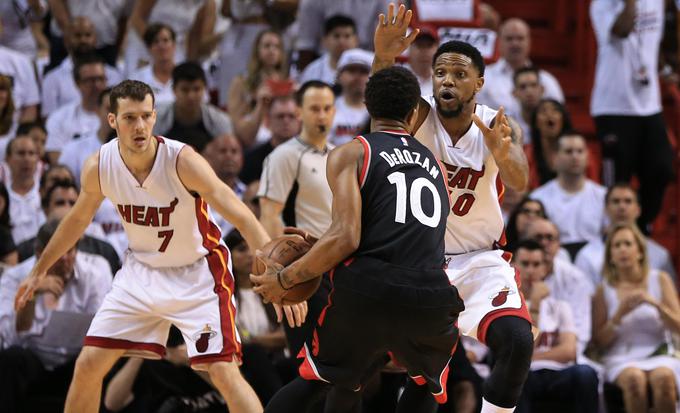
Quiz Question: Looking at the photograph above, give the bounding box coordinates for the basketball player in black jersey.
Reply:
[251,66,464,413]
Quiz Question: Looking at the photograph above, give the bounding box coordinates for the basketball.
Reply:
[252,234,320,304]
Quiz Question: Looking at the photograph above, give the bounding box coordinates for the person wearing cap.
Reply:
[329,48,372,146]
[403,25,439,96]
[298,15,359,86]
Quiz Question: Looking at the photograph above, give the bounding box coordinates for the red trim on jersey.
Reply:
[355,136,371,188]
[194,199,240,363]
[409,338,458,405]
[155,135,165,144]
[436,159,453,207]
[410,375,427,385]
[298,343,330,382]
[317,269,336,326]
[381,129,410,136]
[190,352,241,367]
[476,268,532,344]
[83,336,166,358]
[495,174,508,247]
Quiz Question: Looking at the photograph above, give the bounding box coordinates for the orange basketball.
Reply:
[252,234,320,304]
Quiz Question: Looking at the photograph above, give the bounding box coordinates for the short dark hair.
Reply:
[42,180,78,210]
[513,66,540,86]
[512,238,544,256]
[605,182,640,205]
[35,218,62,252]
[365,67,420,122]
[5,134,34,158]
[295,80,334,106]
[16,121,45,136]
[143,22,176,48]
[268,94,297,113]
[99,87,112,106]
[110,80,155,114]
[72,52,105,83]
[172,62,207,86]
[39,165,76,191]
[323,15,356,36]
[433,41,485,76]
[556,132,585,150]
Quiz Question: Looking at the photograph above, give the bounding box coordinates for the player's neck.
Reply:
[119,137,158,175]
[438,103,476,143]
[372,119,409,134]
[557,173,585,193]
[299,129,328,151]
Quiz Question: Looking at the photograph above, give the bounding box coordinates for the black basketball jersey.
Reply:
[354,131,450,269]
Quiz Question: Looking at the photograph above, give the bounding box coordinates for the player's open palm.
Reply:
[473,106,513,163]
[374,3,419,60]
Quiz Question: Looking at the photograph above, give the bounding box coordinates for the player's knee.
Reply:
[73,347,109,379]
[207,360,245,390]
[485,316,533,367]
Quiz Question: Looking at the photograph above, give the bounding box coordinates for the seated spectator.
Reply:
[504,196,547,251]
[298,15,358,86]
[329,48,372,146]
[511,67,544,143]
[154,62,234,153]
[0,74,15,154]
[201,134,246,236]
[403,25,438,97]
[530,133,606,252]
[0,182,17,266]
[225,230,288,404]
[129,23,177,105]
[16,179,121,273]
[525,218,593,354]
[576,183,677,289]
[0,0,47,58]
[477,18,564,116]
[512,239,599,413]
[0,219,112,413]
[104,326,227,413]
[526,99,572,187]
[45,53,108,164]
[591,223,680,413]
[0,37,39,141]
[227,29,290,148]
[17,121,48,166]
[5,135,44,244]
[38,164,75,200]
[240,95,300,185]
[41,16,122,118]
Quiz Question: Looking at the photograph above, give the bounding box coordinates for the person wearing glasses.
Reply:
[525,218,593,355]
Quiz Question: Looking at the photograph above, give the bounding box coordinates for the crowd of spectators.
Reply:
[0,1,678,412]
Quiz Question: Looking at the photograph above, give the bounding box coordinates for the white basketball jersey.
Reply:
[415,98,505,254]
[99,137,223,267]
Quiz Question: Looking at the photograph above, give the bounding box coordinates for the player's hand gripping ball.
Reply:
[251,234,320,304]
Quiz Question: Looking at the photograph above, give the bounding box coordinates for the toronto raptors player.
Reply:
[373,5,534,413]
[14,80,305,413]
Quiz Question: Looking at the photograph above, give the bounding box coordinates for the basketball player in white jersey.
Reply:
[14,80,306,413]
[373,5,534,413]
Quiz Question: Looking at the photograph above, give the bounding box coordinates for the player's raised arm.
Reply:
[251,140,364,303]
[176,145,270,252]
[15,153,105,310]
[372,3,419,73]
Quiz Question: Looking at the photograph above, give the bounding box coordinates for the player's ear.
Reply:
[107,112,116,130]
[475,76,484,94]
[406,106,419,133]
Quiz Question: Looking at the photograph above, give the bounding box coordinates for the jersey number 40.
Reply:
[388,172,442,228]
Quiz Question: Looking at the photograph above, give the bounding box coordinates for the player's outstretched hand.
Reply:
[14,270,45,310]
[283,227,318,245]
[374,3,419,61]
[273,301,308,328]
[473,106,513,164]
[250,252,287,304]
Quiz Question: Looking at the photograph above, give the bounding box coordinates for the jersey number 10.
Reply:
[387,172,442,228]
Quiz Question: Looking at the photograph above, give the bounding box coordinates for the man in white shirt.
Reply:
[477,18,563,118]
[0,39,40,135]
[329,49,372,146]
[5,135,44,245]
[45,53,108,164]
[42,16,122,117]
[403,25,437,96]
[575,182,677,288]
[512,239,599,413]
[0,218,112,411]
[298,15,358,86]
[525,218,594,355]
[531,134,606,249]
[590,0,674,233]
[201,134,246,236]
[512,67,545,142]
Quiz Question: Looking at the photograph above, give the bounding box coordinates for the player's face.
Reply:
[258,33,283,69]
[109,94,156,153]
[555,136,587,176]
[535,101,563,138]
[6,136,38,179]
[514,249,548,284]
[606,188,640,225]
[432,53,483,118]
[149,28,176,62]
[300,87,336,137]
[513,72,543,109]
[609,228,643,271]
[324,26,358,57]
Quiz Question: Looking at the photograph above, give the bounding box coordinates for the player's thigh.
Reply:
[73,346,127,378]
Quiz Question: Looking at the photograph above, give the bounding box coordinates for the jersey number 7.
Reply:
[157,230,174,252]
